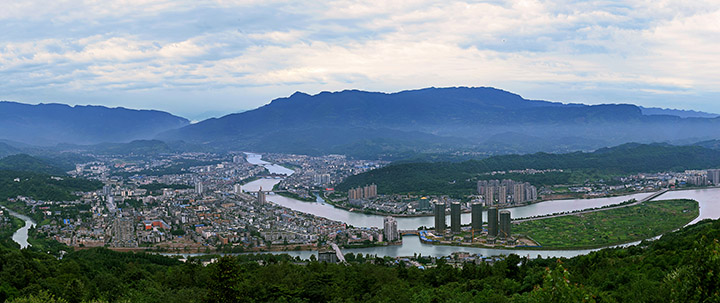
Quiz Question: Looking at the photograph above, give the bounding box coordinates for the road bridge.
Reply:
[330,243,347,264]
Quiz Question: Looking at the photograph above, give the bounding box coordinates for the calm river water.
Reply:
[2,206,35,249]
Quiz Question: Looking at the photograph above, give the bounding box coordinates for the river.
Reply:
[2,206,36,249]
[243,153,720,258]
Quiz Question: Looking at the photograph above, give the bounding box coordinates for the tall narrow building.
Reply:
[484,187,495,205]
[450,202,461,233]
[471,202,483,231]
[195,182,204,195]
[498,186,507,204]
[487,206,498,237]
[434,201,446,233]
[257,187,266,204]
[499,210,511,239]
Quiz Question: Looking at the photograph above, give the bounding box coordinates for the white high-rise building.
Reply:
[195,182,204,195]
[383,216,398,242]
[233,184,242,195]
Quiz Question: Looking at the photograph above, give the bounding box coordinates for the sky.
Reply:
[1,0,719,121]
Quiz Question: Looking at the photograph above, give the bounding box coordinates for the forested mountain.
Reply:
[160,87,720,157]
[1,216,719,302]
[0,101,189,146]
[0,154,67,175]
[0,170,102,202]
[337,143,720,195]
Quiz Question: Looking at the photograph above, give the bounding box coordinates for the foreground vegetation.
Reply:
[1,214,720,302]
[515,199,699,249]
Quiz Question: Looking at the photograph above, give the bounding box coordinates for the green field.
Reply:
[515,199,699,249]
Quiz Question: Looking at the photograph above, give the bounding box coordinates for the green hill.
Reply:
[0,170,102,202]
[0,154,68,175]
[337,143,720,196]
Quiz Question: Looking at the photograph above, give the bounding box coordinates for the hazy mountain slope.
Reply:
[0,154,67,174]
[0,101,190,145]
[160,87,720,156]
[0,142,20,158]
[639,106,719,118]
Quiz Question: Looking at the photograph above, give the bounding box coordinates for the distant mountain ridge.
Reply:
[639,106,719,118]
[4,87,720,158]
[160,87,720,158]
[0,101,190,146]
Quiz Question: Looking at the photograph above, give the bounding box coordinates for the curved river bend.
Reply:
[243,153,720,258]
[2,206,36,249]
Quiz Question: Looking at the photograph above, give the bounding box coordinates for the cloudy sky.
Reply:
[1,0,719,120]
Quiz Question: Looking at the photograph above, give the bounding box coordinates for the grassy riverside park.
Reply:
[514,199,699,249]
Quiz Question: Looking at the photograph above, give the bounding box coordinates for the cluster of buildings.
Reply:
[618,169,720,191]
[432,200,514,244]
[348,184,378,200]
[685,169,720,186]
[477,179,538,206]
[23,152,394,252]
[263,153,386,198]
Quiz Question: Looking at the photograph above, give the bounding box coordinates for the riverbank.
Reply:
[275,191,316,202]
[1,204,37,249]
[0,212,24,248]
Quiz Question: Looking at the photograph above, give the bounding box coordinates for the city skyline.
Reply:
[1,1,719,120]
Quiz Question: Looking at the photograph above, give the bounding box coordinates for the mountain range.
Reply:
[3,87,720,159]
[159,87,720,157]
[0,101,189,146]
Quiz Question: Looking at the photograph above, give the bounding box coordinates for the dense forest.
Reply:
[0,171,102,202]
[338,143,720,196]
[0,154,68,175]
[1,217,719,302]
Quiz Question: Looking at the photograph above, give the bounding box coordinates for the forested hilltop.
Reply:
[338,143,720,196]
[1,218,719,302]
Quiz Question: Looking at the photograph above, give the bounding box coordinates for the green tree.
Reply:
[205,256,242,303]
[515,261,596,303]
[5,290,68,303]
[665,237,720,302]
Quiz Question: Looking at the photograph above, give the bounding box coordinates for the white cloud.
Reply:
[1,0,720,116]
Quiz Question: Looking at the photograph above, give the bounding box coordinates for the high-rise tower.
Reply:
[487,206,498,237]
[450,202,461,233]
[434,202,446,233]
[471,202,483,231]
